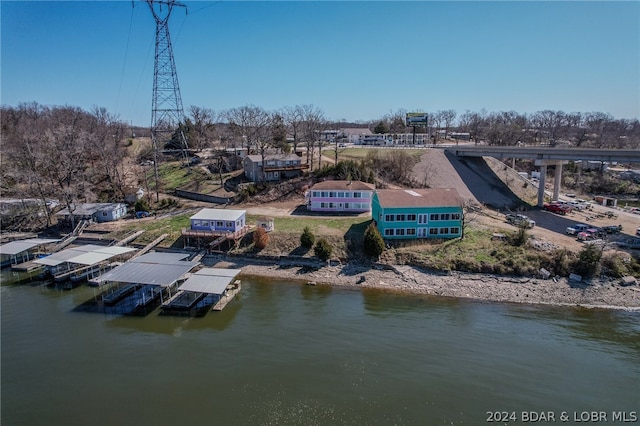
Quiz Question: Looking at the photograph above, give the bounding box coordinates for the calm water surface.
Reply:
[2,269,639,425]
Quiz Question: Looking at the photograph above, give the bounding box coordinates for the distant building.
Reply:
[243,154,308,183]
[56,203,127,223]
[371,188,463,239]
[305,180,375,213]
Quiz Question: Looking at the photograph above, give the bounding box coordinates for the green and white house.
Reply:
[371,188,463,239]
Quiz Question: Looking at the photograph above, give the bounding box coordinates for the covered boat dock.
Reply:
[0,238,59,269]
[95,252,199,315]
[33,244,136,284]
[162,268,242,316]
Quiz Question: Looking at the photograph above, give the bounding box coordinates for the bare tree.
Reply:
[440,109,457,139]
[187,105,217,151]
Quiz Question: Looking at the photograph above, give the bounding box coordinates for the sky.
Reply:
[1,1,639,126]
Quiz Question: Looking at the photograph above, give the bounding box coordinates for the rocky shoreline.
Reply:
[206,257,640,312]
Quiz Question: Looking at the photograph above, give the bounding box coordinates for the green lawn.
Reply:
[247,214,370,234]
[325,147,426,162]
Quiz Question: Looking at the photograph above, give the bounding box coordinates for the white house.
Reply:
[188,208,247,234]
[56,203,127,223]
[305,180,375,213]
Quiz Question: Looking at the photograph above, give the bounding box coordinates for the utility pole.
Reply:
[145,0,189,202]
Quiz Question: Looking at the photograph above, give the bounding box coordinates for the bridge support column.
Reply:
[536,164,547,207]
[535,160,569,207]
[553,163,563,201]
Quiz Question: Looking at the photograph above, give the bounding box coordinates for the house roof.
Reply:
[310,180,375,191]
[56,203,126,216]
[340,128,372,136]
[375,188,462,208]
[190,208,246,222]
[246,154,300,162]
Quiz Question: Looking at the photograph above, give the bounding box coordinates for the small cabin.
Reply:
[189,208,246,233]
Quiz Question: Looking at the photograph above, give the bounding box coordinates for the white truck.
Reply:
[506,213,536,228]
[566,223,589,235]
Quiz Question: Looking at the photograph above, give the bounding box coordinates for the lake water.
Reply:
[1,269,639,425]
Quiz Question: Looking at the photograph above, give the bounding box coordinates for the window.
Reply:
[430,213,439,221]
[354,192,362,198]
[329,202,335,208]
[338,192,344,198]
[344,203,350,209]
[321,191,328,197]
[396,214,406,221]
[385,215,395,222]
[439,228,449,235]
[216,221,223,227]
[226,221,233,228]
[406,228,416,236]
[429,228,439,235]
[407,214,416,221]
[450,227,460,234]
[384,229,394,236]
[396,229,405,236]
[321,202,327,208]
[102,212,107,217]
[312,191,320,197]
[418,214,428,224]
[441,213,450,220]
[451,213,461,220]
[329,192,336,198]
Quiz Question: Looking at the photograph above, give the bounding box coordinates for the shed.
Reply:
[256,217,275,232]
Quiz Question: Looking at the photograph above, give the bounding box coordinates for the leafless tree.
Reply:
[187,105,218,151]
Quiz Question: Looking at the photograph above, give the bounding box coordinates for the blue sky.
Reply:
[2,1,639,126]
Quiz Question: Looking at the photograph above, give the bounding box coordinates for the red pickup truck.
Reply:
[543,202,572,215]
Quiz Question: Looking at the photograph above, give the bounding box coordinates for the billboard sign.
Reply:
[405,112,428,126]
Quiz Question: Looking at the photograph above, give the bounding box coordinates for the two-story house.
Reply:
[305,180,375,213]
[243,154,308,183]
[371,188,463,239]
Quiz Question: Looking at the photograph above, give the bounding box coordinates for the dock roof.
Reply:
[178,268,242,295]
[0,238,59,256]
[190,208,246,222]
[34,245,135,267]
[97,252,198,287]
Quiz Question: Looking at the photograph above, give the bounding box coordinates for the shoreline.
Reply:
[206,258,640,312]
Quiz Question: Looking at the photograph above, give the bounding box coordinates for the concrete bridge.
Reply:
[446,146,640,206]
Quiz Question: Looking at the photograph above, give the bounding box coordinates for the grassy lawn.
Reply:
[248,214,370,235]
[150,161,229,194]
[325,147,426,162]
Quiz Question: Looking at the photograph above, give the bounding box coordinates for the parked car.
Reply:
[566,224,589,235]
[564,200,587,211]
[505,213,536,228]
[543,202,572,215]
[602,225,622,234]
[577,228,605,241]
[135,211,150,219]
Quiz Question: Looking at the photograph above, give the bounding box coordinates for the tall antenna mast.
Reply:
[145,0,189,201]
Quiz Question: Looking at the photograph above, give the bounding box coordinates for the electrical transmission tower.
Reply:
[145,0,189,201]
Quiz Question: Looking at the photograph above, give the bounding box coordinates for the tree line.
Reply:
[2,101,638,225]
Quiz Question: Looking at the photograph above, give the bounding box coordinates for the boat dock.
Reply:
[161,268,242,316]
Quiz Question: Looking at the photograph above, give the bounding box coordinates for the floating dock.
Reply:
[161,268,242,316]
